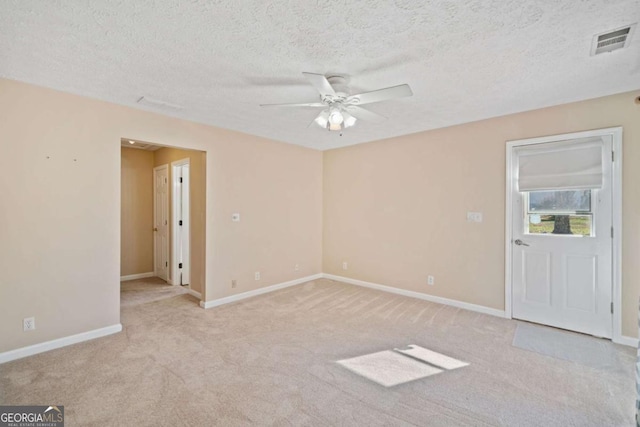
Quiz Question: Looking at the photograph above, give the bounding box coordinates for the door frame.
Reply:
[153,164,170,281]
[171,158,190,288]
[504,127,623,343]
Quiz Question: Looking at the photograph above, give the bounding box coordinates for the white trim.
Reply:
[171,158,191,287]
[505,127,623,340]
[0,324,122,364]
[610,128,624,346]
[120,272,154,281]
[613,335,639,347]
[186,288,201,300]
[505,140,514,319]
[200,274,323,309]
[323,274,507,318]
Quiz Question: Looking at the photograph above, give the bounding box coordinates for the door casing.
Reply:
[505,127,623,343]
[171,158,190,288]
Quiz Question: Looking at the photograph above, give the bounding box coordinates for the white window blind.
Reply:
[516,138,604,192]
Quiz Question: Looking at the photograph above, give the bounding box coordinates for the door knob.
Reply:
[514,239,530,246]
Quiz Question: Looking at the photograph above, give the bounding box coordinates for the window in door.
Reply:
[525,189,594,237]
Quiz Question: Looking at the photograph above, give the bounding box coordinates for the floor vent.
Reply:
[591,24,636,55]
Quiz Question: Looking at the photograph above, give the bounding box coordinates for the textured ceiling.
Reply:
[1,1,639,150]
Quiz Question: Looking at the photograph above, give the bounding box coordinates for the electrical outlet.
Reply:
[294,264,299,271]
[231,279,237,288]
[23,317,35,331]
[342,262,348,270]
[254,272,261,281]
[427,275,435,286]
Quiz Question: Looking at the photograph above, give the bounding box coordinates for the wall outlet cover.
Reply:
[23,317,35,331]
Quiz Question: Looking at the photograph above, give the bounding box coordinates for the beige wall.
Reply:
[323,90,640,339]
[0,78,323,353]
[120,147,154,277]
[153,147,206,294]
[1,75,636,356]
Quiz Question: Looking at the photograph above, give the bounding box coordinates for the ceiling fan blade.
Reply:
[302,72,336,97]
[260,102,325,107]
[345,106,387,122]
[347,84,412,105]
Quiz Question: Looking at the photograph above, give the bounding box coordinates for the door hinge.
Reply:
[179,263,183,269]
[611,302,614,314]
[165,177,167,183]
[611,226,614,238]
[165,261,168,267]
[179,177,183,183]
[612,151,614,162]
[179,220,183,226]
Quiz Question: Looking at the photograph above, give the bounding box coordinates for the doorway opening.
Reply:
[120,138,206,307]
[505,127,623,343]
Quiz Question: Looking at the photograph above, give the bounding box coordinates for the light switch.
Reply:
[467,212,483,223]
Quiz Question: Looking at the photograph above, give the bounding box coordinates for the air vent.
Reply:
[136,96,184,111]
[591,24,636,55]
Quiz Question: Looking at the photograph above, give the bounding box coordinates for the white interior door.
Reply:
[153,165,169,281]
[172,161,190,286]
[179,164,190,285]
[511,137,613,338]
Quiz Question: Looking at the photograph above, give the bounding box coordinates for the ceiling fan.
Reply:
[260,73,413,132]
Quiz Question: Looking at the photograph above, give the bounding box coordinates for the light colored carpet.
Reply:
[0,278,635,426]
[512,321,621,371]
[120,276,188,307]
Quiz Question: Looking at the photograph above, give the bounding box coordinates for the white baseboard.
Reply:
[200,274,323,309]
[186,288,201,300]
[613,334,639,348]
[120,272,154,282]
[0,324,122,364]
[322,274,507,318]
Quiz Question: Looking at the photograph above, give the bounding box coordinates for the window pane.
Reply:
[528,190,591,212]
[527,214,592,236]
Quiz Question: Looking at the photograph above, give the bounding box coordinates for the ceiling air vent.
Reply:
[591,24,636,55]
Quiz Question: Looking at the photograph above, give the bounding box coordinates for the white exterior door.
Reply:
[154,165,169,281]
[511,137,613,338]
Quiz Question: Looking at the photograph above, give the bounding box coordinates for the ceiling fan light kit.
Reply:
[260,72,412,133]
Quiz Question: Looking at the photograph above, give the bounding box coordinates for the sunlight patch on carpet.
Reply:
[394,344,469,370]
[337,345,469,387]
